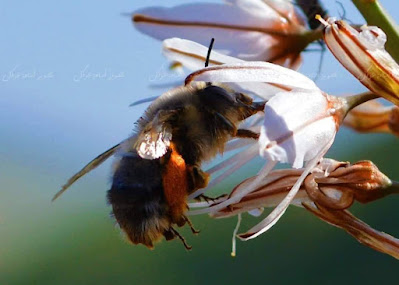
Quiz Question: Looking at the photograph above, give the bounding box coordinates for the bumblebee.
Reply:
[54,82,265,249]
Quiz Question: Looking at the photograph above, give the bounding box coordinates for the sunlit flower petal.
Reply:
[319,17,399,106]
[260,90,343,168]
[163,38,243,70]
[133,1,315,68]
[235,91,346,240]
[185,61,319,91]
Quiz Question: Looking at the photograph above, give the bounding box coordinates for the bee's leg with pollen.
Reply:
[187,165,210,192]
[182,215,200,234]
[215,112,237,135]
[169,227,192,250]
[194,194,213,203]
[214,112,260,139]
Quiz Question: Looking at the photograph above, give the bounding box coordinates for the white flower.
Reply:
[133,0,316,68]
[186,61,354,240]
[260,89,342,168]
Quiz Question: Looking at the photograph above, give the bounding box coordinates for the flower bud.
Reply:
[319,17,399,106]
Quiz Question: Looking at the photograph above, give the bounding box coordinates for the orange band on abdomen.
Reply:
[162,144,188,222]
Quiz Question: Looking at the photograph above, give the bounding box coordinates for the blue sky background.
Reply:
[1,1,399,282]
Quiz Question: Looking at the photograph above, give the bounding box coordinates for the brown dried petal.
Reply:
[316,160,393,203]
[211,158,399,258]
[213,159,393,217]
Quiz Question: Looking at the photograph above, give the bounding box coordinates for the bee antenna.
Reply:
[205,38,215,68]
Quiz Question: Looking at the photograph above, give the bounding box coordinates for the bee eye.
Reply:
[236,93,253,105]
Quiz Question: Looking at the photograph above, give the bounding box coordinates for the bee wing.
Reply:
[136,110,176,159]
[136,128,172,159]
[52,143,121,201]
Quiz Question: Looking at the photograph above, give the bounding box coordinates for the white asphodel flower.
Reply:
[259,89,342,169]
[186,62,371,240]
[318,16,399,106]
[235,90,346,240]
[133,0,319,69]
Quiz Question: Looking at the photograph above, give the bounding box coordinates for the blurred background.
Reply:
[1,0,399,284]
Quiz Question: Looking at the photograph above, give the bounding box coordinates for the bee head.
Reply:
[198,85,265,121]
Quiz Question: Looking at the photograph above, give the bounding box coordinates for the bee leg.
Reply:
[235,129,260,140]
[170,227,192,250]
[187,165,210,192]
[164,229,175,241]
[215,112,237,135]
[182,215,200,235]
[194,194,214,203]
[194,194,227,204]
[215,112,261,140]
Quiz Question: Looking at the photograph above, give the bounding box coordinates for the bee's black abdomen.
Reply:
[107,153,170,248]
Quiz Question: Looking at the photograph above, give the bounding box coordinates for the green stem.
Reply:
[303,28,323,44]
[344,91,379,112]
[352,0,399,62]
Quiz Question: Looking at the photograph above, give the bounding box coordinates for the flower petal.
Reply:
[164,38,287,99]
[189,160,278,215]
[225,0,306,28]
[163,38,243,70]
[260,90,337,168]
[212,176,310,218]
[237,148,325,240]
[185,62,319,91]
[224,0,281,21]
